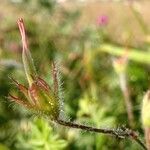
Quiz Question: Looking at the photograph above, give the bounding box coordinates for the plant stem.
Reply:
[55,119,147,150]
[119,73,134,127]
[98,44,150,64]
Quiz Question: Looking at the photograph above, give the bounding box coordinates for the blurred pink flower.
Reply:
[96,15,108,26]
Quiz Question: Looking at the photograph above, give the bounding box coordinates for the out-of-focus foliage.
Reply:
[15,118,67,150]
[0,0,150,149]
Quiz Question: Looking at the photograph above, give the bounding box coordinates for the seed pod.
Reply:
[142,90,150,150]
[28,78,60,119]
[9,18,60,120]
[142,90,150,127]
[17,18,37,86]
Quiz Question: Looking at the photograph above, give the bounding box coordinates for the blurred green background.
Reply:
[0,0,150,149]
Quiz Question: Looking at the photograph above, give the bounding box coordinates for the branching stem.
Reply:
[55,119,147,150]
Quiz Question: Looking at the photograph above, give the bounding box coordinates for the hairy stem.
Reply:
[55,119,147,150]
